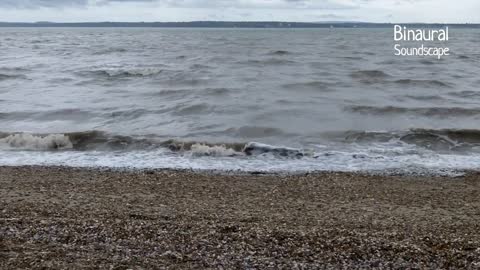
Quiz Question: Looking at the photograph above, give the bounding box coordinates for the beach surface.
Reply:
[1,166,480,269]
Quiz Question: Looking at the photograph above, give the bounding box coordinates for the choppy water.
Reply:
[1,27,479,173]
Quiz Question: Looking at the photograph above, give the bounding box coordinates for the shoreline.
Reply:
[1,165,480,268]
[0,164,472,177]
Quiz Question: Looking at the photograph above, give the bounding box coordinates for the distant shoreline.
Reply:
[1,21,479,28]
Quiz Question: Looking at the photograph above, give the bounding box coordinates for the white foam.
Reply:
[0,144,478,176]
[190,143,242,157]
[0,133,73,150]
[243,142,313,157]
[0,137,478,175]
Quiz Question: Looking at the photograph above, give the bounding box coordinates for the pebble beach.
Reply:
[1,166,480,269]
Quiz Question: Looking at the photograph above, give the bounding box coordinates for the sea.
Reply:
[1,27,479,174]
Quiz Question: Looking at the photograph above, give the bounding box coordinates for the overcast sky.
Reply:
[0,0,478,23]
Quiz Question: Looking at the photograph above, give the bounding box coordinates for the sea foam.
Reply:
[0,133,73,150]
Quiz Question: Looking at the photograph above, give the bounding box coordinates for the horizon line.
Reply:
[1,21,479,25]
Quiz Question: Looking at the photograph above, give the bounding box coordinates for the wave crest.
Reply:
[0,133,73,150]
[2,129,480,155]
[190,143,242,157]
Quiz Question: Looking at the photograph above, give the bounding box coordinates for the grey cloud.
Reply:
[0,0,88,8]
[315,13,347,19]
[99,0,157,2]
[0,0,353,10]
[0,0,159,8]
[2,0,476,24]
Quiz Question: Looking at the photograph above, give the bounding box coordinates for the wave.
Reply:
[448,90,480,98]
[67,131,157,151]
[79,67,166,78]
[419,59,436,65]
[223,126,286,138]
[162,140,245,157]
[266,50,291,56]
[157,140,312,158]
[0,131,313,158]
[160,139,245,153]
[401,94,447,102]
[346,105,480,117]
[238,58,296,66]
[393,79,451,88]
[0,74,26,81]
[146,88,233,97]
[341,56,364,60]
[30,39,51,44]
[350,71,452,88]
[2,128,480,155]
[282,81,332,91]
[106,108,173,121]
[171,103,211,116]
[350,70,390,80]
[0,109,98,122]
[92,47,127,55]
[343,129,480,151]
[0,133,73,150]
[202,88,232,95]
[243,142,311,158]
[96,68,164,78]
[0,131,157,151]
[190,64,212,70]
[0,67,30,72]
[0,111,32,120]
[190,144,241,157]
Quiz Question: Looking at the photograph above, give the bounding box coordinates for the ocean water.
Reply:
[1,27,479,173]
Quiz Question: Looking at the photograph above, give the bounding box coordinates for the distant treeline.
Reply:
[0,21,479,28]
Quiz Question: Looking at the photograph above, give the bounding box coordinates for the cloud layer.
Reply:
[0,0,478,23]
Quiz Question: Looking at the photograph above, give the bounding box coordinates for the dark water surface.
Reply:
[1,28,479,172]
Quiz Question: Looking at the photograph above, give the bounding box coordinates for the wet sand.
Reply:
[1,166,480,269]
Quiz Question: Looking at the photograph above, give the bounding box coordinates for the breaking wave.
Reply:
[1,129,480,174]
[189,144,242,157]
[2,129,480,155]
[0,133,73,150]
[0,131,316,159]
